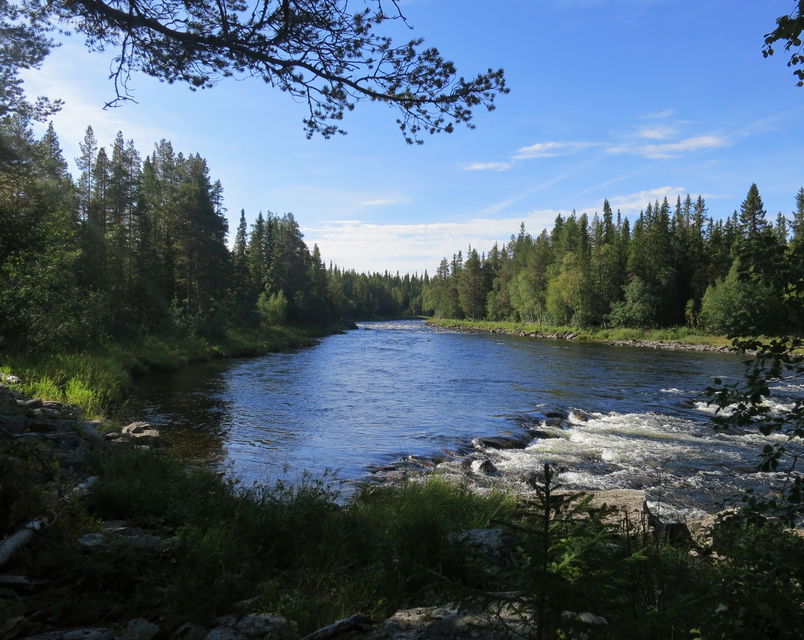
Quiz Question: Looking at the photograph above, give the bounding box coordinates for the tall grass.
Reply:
[0,326,323,418]
[430,318,732,347]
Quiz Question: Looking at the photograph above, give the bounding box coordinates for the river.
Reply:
[123,320,801,518]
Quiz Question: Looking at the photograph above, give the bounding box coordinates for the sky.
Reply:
[21,0,804,275]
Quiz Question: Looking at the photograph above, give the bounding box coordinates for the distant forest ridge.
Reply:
[1,114,802,355]
[425,184,804,336]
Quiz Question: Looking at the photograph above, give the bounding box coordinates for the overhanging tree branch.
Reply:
[39,0,509,142]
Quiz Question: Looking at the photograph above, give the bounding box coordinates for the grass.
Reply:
[20,445,517,631]
[4,443,800,638]
[0,326,324,419]
[429,318,733,348]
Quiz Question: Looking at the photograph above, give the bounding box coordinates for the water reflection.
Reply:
[124,320,757,509]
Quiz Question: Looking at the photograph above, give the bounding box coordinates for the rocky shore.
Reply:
[430,322,734,353]
[0,379,717,640]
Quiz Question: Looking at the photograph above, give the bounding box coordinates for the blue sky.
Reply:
[22,0,804,274]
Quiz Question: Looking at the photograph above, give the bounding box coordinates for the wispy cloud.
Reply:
[303,210,564,274]
[461,161,514,172]
[462,140,598,172]
[635,125,676,140]
[359,196,410,206]
[606,135,728,159]
[606,186,687,214]
[640,108,674,119]
[514,141,600,159]
[21,45,171,171]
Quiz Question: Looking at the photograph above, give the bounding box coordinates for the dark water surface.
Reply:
[124,320,799,515]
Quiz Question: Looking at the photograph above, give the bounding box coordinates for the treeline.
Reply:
[0,115,424,353]
[422,186,804,335]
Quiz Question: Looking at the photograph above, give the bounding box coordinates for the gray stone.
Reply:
[17,398,43,409]
[122,618,160,640]
[122,421,154,435]
[203,628,246,640]
[78,533,107,547]
[470,459,498,475]
[0,414,26,434]
[450,528,504,553]
[371,605,534,640]
[172,622,208,639]
[23,629,114,640]
[76,421,104,442]
[214,615,238,628]
[235,613,296,638]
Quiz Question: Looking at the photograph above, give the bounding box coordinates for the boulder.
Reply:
[470,459,498,475]
[119,422,162,446]
[472,433,531,450]
[172,623,208,640]
[448,528,507,559]
[122,618,160,640]
[371,604,534,640]
[23,629,115,640]
[203,628,247,640]
[235,613,297,639]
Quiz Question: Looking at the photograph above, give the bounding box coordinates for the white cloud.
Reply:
[514,141,599,159]
[461,161,514,172]
[462,141,598,172]
[21,44,172,172]
[635,125,676,140]
[606,186,687,214]
[606,135,728,159]
[359,196,410,206]
[640,108,674,119]
[303,210,564,274]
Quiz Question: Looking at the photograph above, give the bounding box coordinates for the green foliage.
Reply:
[608,277,660,328]
[70,447,514,630]
[258,289,288,326]
[763,1,804,87]
[700,512,804,639]
[423,185,802,336]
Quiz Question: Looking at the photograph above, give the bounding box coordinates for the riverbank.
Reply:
[427,318,734,352]
[2,380,802,640]
[0,324,344,419]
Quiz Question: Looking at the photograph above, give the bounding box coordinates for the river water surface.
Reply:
[124,320,801,518]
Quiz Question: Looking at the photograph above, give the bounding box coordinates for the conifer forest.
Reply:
[2,114,803,356]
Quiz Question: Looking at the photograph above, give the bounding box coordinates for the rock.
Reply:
[203,628,246,640]
[172,623,208,640]
[235,613,296,639]
[470,459,498,475]
[43,401,82,419]
[78,533,107,547]
[121,421,154,435]
[118,422,162,446]
[28,407,63,420]
[584,489,648,530]
[214,615,238,628]
[78,527,170,551]
[371,604,534,639]
[569,409,592,422]
[0,372,21,384]
[76,421,104,442]
[16,398,43,409]
[23,629,115,640]
[0,414,26,434]
[473,433,531,450]
[449,528,506,558]
[561,611,607,625]
[122,618,160,640]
